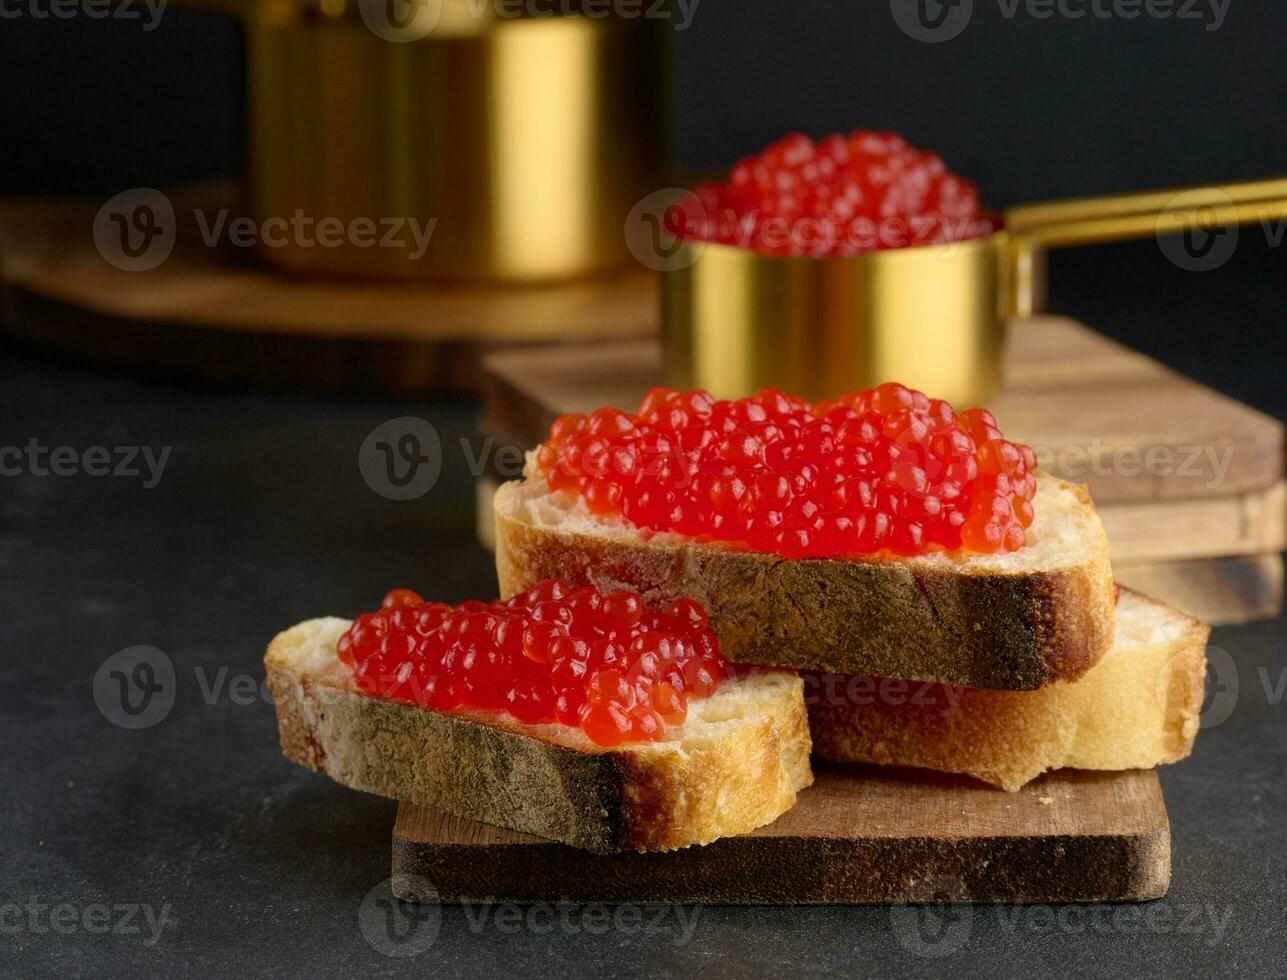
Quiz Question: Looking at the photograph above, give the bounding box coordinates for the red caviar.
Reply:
[535,383,1038,559]
[669,130,999,256]
[336,582,727,747]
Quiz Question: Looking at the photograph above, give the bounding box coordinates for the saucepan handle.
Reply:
[1004,177,1287,318]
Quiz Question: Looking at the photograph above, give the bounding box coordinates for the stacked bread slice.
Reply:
[266,405,1209,854]
[266,616,811,853]
[495,459,1209,793]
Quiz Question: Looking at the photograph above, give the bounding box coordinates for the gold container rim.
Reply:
[669,229,1008,268]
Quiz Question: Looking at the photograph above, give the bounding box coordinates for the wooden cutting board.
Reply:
[0,184,654,395]
[391,765,1170,905]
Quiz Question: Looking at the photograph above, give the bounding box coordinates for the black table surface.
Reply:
[3,243,1285,978]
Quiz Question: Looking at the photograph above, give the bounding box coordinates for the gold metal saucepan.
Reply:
[662,178,1287,406]
[177,0,664,282]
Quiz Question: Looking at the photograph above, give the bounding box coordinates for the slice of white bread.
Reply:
[495,469,1116,691]
[265,617,813,854]
[808,589,1209,790]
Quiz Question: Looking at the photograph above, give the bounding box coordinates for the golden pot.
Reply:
[187,0,664,282]
[662,178,1287,405]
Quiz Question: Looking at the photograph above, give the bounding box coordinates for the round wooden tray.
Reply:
[0,183,656,395]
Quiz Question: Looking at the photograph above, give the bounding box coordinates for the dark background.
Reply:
[2,4,1286,978]
[6,2,1287,199]
[2,1,1286,399]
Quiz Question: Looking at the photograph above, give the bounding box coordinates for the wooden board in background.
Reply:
[480,320,1284,505]
[0,184,655,395]
[1096,481,1286,563]
[1114,553,1284,626]
[392,765,1170,905]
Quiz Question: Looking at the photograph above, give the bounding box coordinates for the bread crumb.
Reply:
[1038,796,1054,805]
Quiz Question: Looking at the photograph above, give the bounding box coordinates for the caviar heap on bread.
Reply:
[669,129,1000,256]
[534,383,1038,560]
[336,581,728,747]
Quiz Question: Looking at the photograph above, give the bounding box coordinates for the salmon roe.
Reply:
[668,130,1000,256]
[535,383,1038,559]
[336,581,727,747]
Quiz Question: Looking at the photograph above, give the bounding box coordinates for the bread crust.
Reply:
[265,619,812,854]
[495,479,1115,691]
[807,589,1210,790]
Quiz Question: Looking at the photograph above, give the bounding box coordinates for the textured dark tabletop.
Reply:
[2,243,1285,978]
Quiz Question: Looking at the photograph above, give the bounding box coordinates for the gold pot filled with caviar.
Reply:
[653,130,1287,406]
[179,0,666,282]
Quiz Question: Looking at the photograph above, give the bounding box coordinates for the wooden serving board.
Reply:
[392,765,1170,905]
[0,184,654,395]
[1113,553,1283,626]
